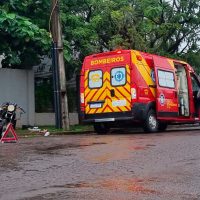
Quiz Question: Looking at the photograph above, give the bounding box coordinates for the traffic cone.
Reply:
[0,123,18,143]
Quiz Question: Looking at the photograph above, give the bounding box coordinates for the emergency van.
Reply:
[79,49,200,133]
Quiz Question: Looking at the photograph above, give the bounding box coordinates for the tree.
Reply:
[59,0,200,74]
[60,0,145,78]
[0,1,51,68]
[1,0,200,72]
[135,0,200,55]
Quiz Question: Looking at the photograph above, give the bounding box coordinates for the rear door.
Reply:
[84,66,107,115]
[84,55,131,115]
[107,65,131,113]
[154,57,179,119]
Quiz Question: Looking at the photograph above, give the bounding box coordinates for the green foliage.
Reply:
[1,0,200,70]
[60,0,200,70]
[184,51,200,74]
[0,1,51,68]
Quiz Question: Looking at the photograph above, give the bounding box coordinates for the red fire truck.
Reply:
[79,49,200,133]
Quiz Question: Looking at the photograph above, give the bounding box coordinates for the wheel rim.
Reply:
[149,115,157,129]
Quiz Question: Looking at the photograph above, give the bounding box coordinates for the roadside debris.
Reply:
[28,127,41,132]
[28,127,50,136]
[40,129,50,137]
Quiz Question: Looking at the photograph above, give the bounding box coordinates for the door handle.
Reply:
[110,89,115,97]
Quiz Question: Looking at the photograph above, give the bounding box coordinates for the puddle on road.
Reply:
[128,146,148,151]
[53,178,158,195]
[35,142,107,154]
[35,144,89,152]
[99,179,157,194]
[54,182,91,189]
[87,144,149,163]
[146,144,156,147]
[90,142,107,145]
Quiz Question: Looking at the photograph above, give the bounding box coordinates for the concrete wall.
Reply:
[35,112,79,126]
[0,69,35,127]
[0,69,79,127]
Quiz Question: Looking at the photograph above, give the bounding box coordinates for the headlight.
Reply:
[8,105,15,112]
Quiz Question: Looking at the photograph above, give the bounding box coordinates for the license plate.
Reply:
[90,103,102,108]
[112,99,126,107]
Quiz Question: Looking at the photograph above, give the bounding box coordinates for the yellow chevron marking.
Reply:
[85,104,90,113]
[127,75,131,84]
[88,109,95,114]
[124,83,131,93]
[126,64,130,74]
[85,87,90,97]
[89,83,107,103]
[84,70,89,87]
[85,71,110,114]
[131,50,156,97]
[84,70,90,98]
[86,88,98,101]
[104,71,110,81]
[84,64,131,114]
[94,93,108,114]
[115,87,130,100]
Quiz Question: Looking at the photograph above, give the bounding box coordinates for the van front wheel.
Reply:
[94,123,110,134]
[143,109,158,133]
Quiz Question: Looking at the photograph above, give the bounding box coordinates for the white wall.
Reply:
[35,113,79,126]
[0,69,35,127]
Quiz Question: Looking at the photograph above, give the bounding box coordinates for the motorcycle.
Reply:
[0,102,25,138]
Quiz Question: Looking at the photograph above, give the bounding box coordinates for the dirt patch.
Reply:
[34,142,107,154]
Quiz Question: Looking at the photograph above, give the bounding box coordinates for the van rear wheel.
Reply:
[143,109,158,133]
[94,123,110,134]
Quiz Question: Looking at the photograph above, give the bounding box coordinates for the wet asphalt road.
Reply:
[1,127,200,200]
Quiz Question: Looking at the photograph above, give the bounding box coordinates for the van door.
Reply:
[84,64,131,115]
[153,57,179,119]
[108,65,131,113]
[190,74,200,118]
[84,67,107,115]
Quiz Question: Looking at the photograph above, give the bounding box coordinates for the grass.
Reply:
[15,124,93,137]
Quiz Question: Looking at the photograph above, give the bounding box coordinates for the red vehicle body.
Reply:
[79,49,200,133]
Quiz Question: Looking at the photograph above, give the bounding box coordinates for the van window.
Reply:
[111,67,126,86]
[88,70,103,89]
[158,70,175,88]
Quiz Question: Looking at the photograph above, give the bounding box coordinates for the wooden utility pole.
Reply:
[51,0,70,130]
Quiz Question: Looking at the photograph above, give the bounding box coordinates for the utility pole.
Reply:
[51,0,70,130]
